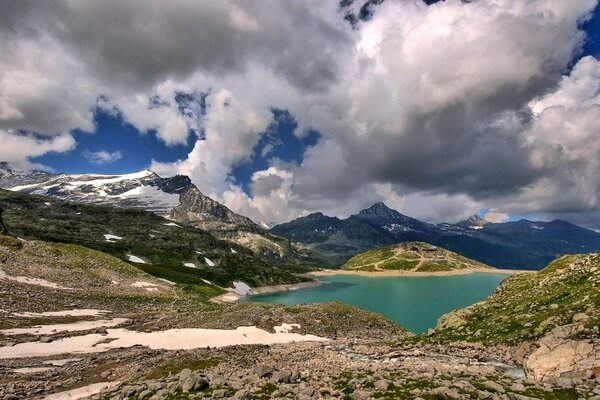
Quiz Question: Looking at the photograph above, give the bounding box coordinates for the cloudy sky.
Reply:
[2,0,600,228]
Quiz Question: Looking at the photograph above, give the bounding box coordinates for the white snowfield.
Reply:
[230,248,237,254]
[43,381,121,400]
[274,323,301,334]
[0,268,72,290]
[183,262,197,269]
[126,254,146,264]
[1,318,129,336]
[0,324,327,359]
[204,257,215,267]
[163,222,181,227]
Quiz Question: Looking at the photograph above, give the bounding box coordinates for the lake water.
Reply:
[242,273,510,333]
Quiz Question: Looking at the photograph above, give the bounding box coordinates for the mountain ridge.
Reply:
[271,202,600,270]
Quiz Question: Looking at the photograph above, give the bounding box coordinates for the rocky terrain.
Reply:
[271,202,600,269]
[1,228,599,399]
[343,242,493,272]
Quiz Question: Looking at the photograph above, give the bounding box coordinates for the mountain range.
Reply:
[3,162,600,270]
[270,202,600,269]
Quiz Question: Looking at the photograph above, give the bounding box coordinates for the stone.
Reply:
[179,372,209,392]
[232,389,250,400]
[510,383,526,392]
[373,379,389,391]
[482,380,505,393]
[255,364,275,378]
[212,389,228,399]
[430,386,461,399]
[351,389,372,400]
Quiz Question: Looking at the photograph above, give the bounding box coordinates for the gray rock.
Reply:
[179,372,209,392]
[483,380,505,393]
[212,388,228,399]
[373,379,389,391]
[351,389,372,400]
[255,364,275,378]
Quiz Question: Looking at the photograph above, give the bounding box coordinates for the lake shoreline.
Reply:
[308,267,534,278]
[211,280,323,304]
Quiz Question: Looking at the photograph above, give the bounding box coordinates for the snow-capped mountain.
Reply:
[456,215,491,230]
[0,162,309,264]
[0,164,191,216]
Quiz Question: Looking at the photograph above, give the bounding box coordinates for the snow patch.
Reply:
[183,262,197,269]
[163,222,181,228]
[201,279,213,285]
[13,309,109,318]
[1,318,129,336]
[43,381,121,400]
[230,248,237,254]
[126,255,146,264]
[0,326,327,359]
[103,234,122,242]
[204,257,215,267]
[0,268,72,290]
[12,367,54,374]
[230,281,251,295]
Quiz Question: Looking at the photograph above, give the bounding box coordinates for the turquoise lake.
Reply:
[242,273,510,333]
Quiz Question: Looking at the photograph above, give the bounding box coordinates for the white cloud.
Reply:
[83,149,123,164]
[3,0,600,228]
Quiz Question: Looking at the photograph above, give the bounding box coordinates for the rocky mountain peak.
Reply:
[359,201,393,216]
[457,215,490,229]
[170,186,260,230]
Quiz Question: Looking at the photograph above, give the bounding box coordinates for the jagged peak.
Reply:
[359,201,394,215]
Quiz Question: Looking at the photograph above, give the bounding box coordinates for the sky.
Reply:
[2,0,600,228]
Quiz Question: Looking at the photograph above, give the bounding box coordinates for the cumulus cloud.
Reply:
[3,0,600,228]
[83,149,123,164]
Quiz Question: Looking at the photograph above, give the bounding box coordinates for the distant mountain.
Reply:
[0,163,310,264]
[456,215,490,230]
[269,211,397,266]
[271,202,600,270]
[343,242,493,272]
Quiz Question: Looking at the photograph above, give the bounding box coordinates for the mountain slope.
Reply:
[0,188,308,288]
[431,252,600,381]
[271,202,600,269]
[0,163,310,264]
[270,212,397,266]
[170,186,309,263]
[343,242,494,272]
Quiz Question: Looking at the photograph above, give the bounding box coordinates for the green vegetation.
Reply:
[343,242,492,272]
[431,253,600,344]
[0,189,307,287]
[142,354,221,380]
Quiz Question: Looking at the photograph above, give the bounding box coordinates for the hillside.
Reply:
[431,252,600,381]
[343,242,494,272]
[0,163,312,265]
[271,202,600,269]
[0,188,308,288]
